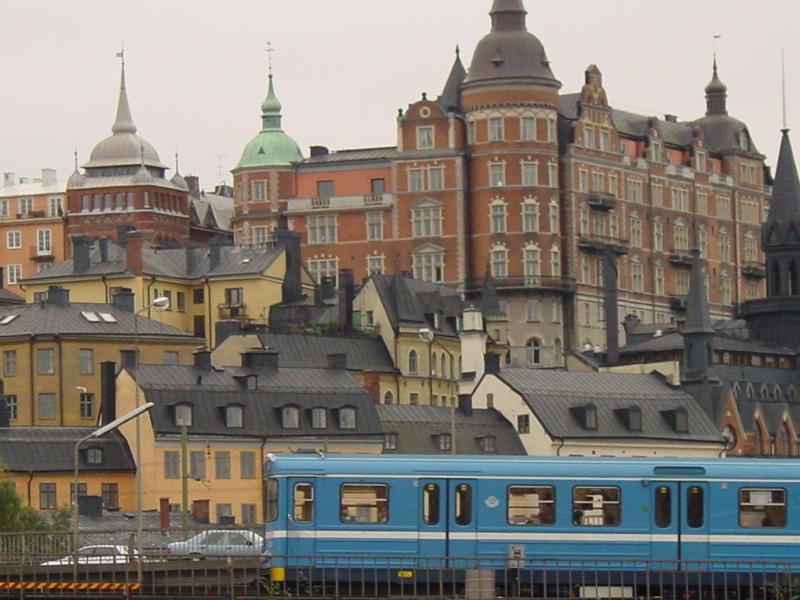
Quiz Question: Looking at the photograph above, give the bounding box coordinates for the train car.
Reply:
[263,453,799,575]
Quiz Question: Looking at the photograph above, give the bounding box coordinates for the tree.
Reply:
[0,480,48,532]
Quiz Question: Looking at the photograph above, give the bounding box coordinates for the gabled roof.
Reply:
[369,274,462,337]
[256,332,394,373]
[191,193,233,232]
[436,49,466,112]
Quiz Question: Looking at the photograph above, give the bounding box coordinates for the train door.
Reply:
[650,483,679,562]
[286,479,316,558]
[649,482,709,563]
[679,482,709,562]
[447,480,478,559]
[418,479,446,559]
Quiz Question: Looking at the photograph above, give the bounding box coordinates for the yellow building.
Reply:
[22,229,314,347]
[0,286,200,427]
[113,348,383,525]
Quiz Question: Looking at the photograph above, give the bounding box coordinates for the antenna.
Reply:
[216,154,226,185]
[712,34,721,63]
[175,152,180,174]
[782,47,788,130]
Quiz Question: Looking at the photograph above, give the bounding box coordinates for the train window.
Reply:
[686,486,704,528]
[265,477,278,522]
[293,483,314,523]
[423,484,440,525]
[654,486,671,528]
[340,484,388,524]
[739,489,786,528]
[455,484,472,525]
[507,486,555,526]
[572,487,620,527]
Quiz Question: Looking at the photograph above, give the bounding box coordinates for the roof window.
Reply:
[81,311,101,322]
[98,312,117,323]
[0,315,17,325]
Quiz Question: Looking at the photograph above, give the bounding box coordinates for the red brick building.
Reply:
[231,0,769,367]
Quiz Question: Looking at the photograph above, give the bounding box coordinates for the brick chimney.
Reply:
[124,231,145,275]
[110,288,134,313]
[275,228,302,303]
[338,269,355,331]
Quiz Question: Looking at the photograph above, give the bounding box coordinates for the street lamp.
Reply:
[419,327,456,455]
[134,296,169,579]
[73,401,154,580]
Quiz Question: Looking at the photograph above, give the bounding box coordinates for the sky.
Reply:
[1,0,799,190]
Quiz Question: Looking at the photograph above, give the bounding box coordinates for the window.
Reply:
[455,484,472,525]
[491,247,508,278]
[696,191,708,215]
[69,483,87,507]
[6,231,21,249]
[226,405,243,428]
[4,395,17,421]
[3,351,16,377]
[591,172,604,192]
[423,484,440,525]
[489,163,505,187]
[36,348,54,375]
[216,504,233,523]
[720,230,730,262]
[599,130,610,152]
[579,204,590,233]
[720,273,732,305]
[383,391,394,405]
[189,451,205,480]
[417,126,434,149]
[408,349,418,374]
[0,199,7,217]
[739,489,786,528]
[409,392,419,406]
[282,406,299,429]
[671,187,689,211]
[79,393,94,419]
[412,205,442,237]
[741,162,759,185]
[18,198,33,216]
[308,214,337,244]
[573,487,621,526]
[339,407,356,429]
[412,250,444,282]
[438,433,452,451]
[627,179,643,203]
[363,211,384,241]
[521,162,538,187]
[745,234,759,263]
[631,260,643,292]
[38,393,56,420]
[552,298,562,323]
[508,486,555,526]
[524,247,541,280]
[241,504,257,525]
[40,483,57,510]
[522,201,539,232]
[654,263,665,295]
[408,168,424,192]
[175,404,192,427]
[428,167,444,191]
[526,338,541,366]
[383,432,398,451]
[584,125,595,148]
[224,287,243,307]
[193,288,204,304]
[546,117,556,142]
[316,180,334,199]
[673,221,689,251]
[520,116,535,141]
[265,478,279,522]
[78,348,94,375]
[489,117,504,141]
[215,451,231,479]
[176,292,186,312]
[717,195,732,219]
[367,255,384,275]
[237,451,255,479]
[527,299,540,322]
[548,163,558,188]
[340,484,388,524]
[490,203,507,233]
[308,258,338,285]
[698,227,708,258]
[294,483,314,523]
[7,265,21,285]
[164,451,179,479]
[654,486,672,528]
[101,483,119,510]
[85,448,103,465]
[480,436,496,453]
[549,202,559,233]
[653,220,663,252]
[686,486,704,528]
[629,215,642,247]
[676,270,690,295]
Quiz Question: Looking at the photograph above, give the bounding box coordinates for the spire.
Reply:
[260,74,283,131]
[490,0,527,31]
[684,249,714,335]
[768,129,800,224]
[436,46,466,112]
[705,57,728,116]
[111,50,137,135]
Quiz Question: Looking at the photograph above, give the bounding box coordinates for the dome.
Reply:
[464,0,560,89]
[85,133,164,169]
[66,168,86,189]
[171,171,189,190]
[693,115,758,154]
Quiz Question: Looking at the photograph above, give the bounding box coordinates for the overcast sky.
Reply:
[1,0,798,189]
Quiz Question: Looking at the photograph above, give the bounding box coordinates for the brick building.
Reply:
[231,0,769,365]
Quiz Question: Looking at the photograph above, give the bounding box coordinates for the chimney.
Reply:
[110,288,134,313]
[603,247,620,365]
[664,114,678,123]
[47,286,70,308]
[193,348,211,371]
[360,371,381,403]
[98,238,110,263]
[124,231,145,275]
[191,499,210,524]
[120,349,138,371]
[275,229,302,303]
[78,496,103,518]
[3,173,15,187]
[184,241,198,275]
[41,168,57,186]
[309,145,329,157]
[337,269,355,331]
[484,353,501,375]
[208,236,225,271]
[184,175,201,198]
[159,498,170,529]
[241,349,279,370]
[100,361,117,425]
[320,277,336,301]
[214,320,243,346]
[458,393,473,416]
[71,235,92,274]
[326,353,347,370]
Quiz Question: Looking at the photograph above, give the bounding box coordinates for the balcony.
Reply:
[467,275,576,294]
[669,295,688,312]
[311,196,331,209]
[287,193,393,214]
[29,246,54,261]
[668,249,693,267]
[577,234,629,255]
[742,261,767,278]
[218,303,248,321]
[586,192,616,211]
[15,210,48,220]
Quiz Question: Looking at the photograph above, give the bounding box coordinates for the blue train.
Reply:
[263,453,798,575]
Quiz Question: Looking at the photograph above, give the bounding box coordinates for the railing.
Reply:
[218,304,247,320]
[578,234,629,254]
[467,275,576,293]
[29,246,54,260]
[311,196,331,209]
[743,261,767,278]
[288,193,393,214]
[668,249,693,266]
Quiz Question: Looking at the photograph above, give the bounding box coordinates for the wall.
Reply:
[6,471,134,512]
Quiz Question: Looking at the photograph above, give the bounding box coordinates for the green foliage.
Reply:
[0,480,71,533]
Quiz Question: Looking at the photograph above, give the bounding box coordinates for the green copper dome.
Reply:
[237,75,302,169]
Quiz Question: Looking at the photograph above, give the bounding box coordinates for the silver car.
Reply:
[41,545,137,566]
[167,530,264,558]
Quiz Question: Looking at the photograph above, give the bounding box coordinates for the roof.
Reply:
[0,179,65,199]
[0,428,134,473]
[300,147,397,166]
[255,332,394,373]
[436,50,466,112]
[495,368,723,443]
[766,129,800,226]
[0,300,199,340]
[191,193,233,232]
[0,288,24,305]
[376,405,526,455]
[369,274,462,337]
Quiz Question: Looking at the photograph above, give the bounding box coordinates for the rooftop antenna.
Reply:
[782,47,788,130]
[216,154,226,185]
[175,152,180,174]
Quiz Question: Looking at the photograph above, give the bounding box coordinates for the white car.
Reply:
[41,545,137,566]
[167,530,265,558]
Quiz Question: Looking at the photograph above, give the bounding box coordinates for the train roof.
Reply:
[265,453,800,482]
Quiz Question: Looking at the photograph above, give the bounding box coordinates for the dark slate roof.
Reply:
[619,328,796,357]
[0,288,23,305]
[23,239,282,282]
[133,364,382,439]
[300,147,397,166]
[496,369,723,443]
[766,129,800,225]
[370,274,462,337]
[0,428,134,472]
[436,51,466,112]
[0,301,199,340]
[376,405,526,455]
[256,332,395,373]
[46,511,206,546]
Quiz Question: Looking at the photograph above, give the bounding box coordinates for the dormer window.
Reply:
[615,406,642,432]
[384,432,398,451]
[311,407,327,429]
[674,408,688,433]
[339,407,356,430]
[437,433,452,452]
[571,404,597,431]
[282,406,299,429]
[225,405,243,429]
[175,404,192,427]
[85,448,103,465]
[479,436,496,453]
[245,375,257,391]
[417,126,434,150]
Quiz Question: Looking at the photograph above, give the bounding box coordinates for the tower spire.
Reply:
[260,43,283,132]
[112,48,137,135]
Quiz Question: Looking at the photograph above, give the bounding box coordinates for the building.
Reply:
[0,170,66,295]
[0,278,23,306]
[229,0,769,366]
[21,229,313,346]
[110,348,384,525]
[0,286,200,426]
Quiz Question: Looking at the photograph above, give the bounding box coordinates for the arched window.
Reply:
[431,352,438,376]
[526,338,542,366]
[408,350,418,374]
[753,419,763,456]
[441,354,447,379]
[383,391,394,405]
[777,425,790,456]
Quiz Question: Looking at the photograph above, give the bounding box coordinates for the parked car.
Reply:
[40,545,137,566]
[167,530,265,558]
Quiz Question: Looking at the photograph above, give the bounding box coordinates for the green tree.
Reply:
[0,480,47,532]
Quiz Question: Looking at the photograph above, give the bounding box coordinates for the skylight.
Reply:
[98,312,117,323]
[80,311,100,322]
[0,315,18,325]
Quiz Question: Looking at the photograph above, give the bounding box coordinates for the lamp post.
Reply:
[73,402,154,581]
[133,296,169,580]
[419,327,456,455]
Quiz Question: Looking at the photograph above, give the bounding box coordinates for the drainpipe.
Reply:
[27,472,34,507]
[555,438,565,456]
[102,275,109,304]
[145,276,157,318]
[260,437,267,521]
[28,340,35,426]
[57,335,64,426]
[205,278,212,347]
